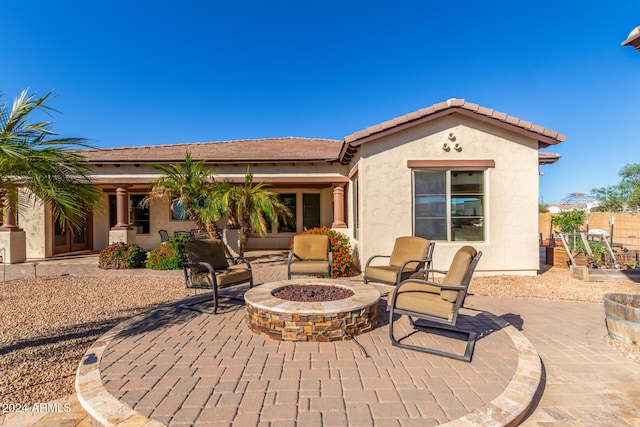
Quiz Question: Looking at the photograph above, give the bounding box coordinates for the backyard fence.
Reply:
[539,212,640,266]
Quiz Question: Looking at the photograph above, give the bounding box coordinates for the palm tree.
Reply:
[218,167,292,256]
[0,89,101,231]
[148,151,226,237]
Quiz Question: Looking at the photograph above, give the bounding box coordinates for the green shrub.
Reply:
[98,242,147,269]
[146,236,188,270]
[294,227,354,278]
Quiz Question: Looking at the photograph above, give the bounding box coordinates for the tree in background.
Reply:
[218,167,291,256]
[592,163,640,212]
[0,89,101,231]
[148,151,226,237]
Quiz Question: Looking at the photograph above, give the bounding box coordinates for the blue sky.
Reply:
[2,1,639,204]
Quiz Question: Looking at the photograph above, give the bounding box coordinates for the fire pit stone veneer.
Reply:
[245,279,380,342]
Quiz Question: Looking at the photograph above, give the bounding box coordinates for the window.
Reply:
[414,170,484,241]
[279,194,297,232]
[171,200,190,220]
[303,194,321,230]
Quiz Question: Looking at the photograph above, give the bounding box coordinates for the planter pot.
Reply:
[604,293,640,345]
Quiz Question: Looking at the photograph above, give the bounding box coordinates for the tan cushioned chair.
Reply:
[287,234,333,279]
[364,236,434,286]
[178,239,253,314]
[387,246,482,362]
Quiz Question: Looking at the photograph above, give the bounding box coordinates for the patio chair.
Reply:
[387,246,482,362]
[158,229,170,242]
[178,239,253,314]
[287,234,333,279]
[363,236,435,286]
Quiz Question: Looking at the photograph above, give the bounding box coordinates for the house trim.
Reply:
[407,160,496,169]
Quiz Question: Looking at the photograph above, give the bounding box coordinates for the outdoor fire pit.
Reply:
[245,279,380,342]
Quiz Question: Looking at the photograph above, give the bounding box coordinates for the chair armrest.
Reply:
[227,257,252,269]
[365,254,390,267]
[182,260,215,274]
[398,258,432,271]
[397,278,466,292]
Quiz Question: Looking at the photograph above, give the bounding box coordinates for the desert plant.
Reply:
[295,227,354,278]
[146,236,188,270]
[0,89,102,232]
[218,167,292,256]
[98,242,147,269]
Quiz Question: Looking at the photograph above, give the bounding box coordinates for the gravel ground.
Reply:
[1,266,639,406]
[0,275,188,405]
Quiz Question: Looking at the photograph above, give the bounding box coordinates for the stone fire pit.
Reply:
[245,279,380,342]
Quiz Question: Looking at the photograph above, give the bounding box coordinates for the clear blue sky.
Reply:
[2,1,639,204]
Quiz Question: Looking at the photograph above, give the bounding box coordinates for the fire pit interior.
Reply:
[245,279,380,342]
[271,284,355,302]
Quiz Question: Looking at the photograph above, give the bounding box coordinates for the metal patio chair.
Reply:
[287,234,333,279]
[387,246,482,362]
[364,236,435,286]
[178,239,253,314]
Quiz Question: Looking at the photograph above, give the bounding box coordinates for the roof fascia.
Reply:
[342,107,564,153]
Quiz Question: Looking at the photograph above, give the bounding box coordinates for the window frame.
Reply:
[412,168,487,242]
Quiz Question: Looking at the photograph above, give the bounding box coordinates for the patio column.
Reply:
[331,184,347,228]
[0,193,21,231]
[109,186,136,246]
[112,186,132,230]
[0,191,26,263]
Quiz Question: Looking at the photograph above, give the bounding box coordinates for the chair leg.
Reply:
[180,285,246,315]
[389,312,477,362]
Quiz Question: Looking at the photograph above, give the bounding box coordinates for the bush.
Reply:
[146,236,188,270]
[98,242,147,269]
[294,227,354,278]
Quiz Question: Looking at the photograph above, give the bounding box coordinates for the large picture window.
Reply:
[414,170,484,241]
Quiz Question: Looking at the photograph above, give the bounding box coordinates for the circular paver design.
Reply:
[245,279,380,342]
[76,291,541,426]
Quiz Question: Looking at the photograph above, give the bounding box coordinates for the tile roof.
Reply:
[341,99,566,163]
[78,137,344,164]
[538,152,561,165]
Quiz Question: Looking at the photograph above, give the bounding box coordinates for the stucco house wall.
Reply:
[352,114,541,275]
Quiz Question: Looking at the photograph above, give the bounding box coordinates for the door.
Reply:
[53,213,92,255]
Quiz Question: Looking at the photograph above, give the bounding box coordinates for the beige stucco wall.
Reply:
[16,189,53,260]
[353,114,540,275]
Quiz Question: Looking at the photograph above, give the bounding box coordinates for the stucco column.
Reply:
[331,184,347,228]
[112,186,132,230]
[0,192,26,263]
[0,193,21,231]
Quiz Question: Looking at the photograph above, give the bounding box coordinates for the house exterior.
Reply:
[3,99,564,275]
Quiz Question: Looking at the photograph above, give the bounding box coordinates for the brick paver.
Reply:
[96,285,520,426]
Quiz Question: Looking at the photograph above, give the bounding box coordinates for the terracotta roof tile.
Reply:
[343,99,566,148]
[79,137,343,164]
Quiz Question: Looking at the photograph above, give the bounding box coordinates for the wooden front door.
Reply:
[53,213,93,255]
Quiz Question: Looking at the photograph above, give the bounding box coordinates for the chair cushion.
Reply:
[387,288,455,322]
[186,239,229,270]
[364,265,401,284]
[292,235,330,261]
[401,278,443,295]
[188,271,213,288]
[216,267,252,287]
[440,246,477,302]
[389,237,431,268]
[289,260,331,275]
